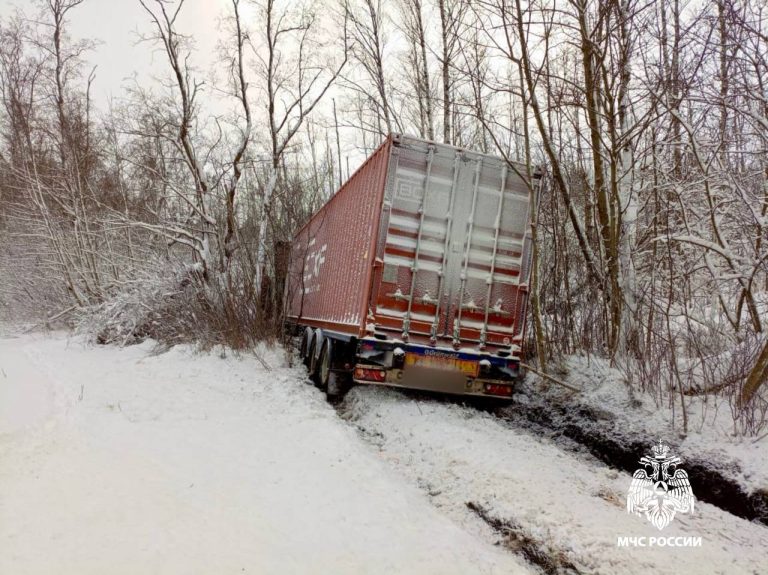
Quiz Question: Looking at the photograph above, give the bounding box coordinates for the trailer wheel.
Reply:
[308,329,324,381]
[317,339,333,391]
[326,370,351,403]
[320,339,352,402]
[299,328,313,367]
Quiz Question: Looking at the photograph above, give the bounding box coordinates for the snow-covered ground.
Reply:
[342,387,768,574]
[2,331,767,574]
[0,331,527,575]
[531,355,768,495]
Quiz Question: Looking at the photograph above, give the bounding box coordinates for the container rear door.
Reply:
[373,136,532,350]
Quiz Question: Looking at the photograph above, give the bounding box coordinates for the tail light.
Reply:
[354,366,387,382]
[484,383,513,396]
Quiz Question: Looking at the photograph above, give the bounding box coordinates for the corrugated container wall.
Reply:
[285,138,392,334]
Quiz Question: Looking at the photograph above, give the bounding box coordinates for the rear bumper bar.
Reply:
[354,338,520,398]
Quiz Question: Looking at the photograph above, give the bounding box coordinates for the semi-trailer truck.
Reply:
[284,133,538,400]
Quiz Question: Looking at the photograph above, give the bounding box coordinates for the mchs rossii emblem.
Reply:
[627,442,695,530]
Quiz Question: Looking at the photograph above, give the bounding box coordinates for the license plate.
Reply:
[405,353,479,377]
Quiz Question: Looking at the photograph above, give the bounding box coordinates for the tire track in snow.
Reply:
[493,395,768,526]
[338,386,768,575]
[465,501,580,575]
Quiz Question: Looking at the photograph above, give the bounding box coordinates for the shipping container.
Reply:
[285,134,539,400]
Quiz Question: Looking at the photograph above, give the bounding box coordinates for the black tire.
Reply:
[326,371,351,403]
[308,331,322,381]
[299,328,312,367]
[322,339,353,402]
[316,339,333,391]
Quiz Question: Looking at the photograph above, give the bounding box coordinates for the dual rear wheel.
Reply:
[299,329,350,401]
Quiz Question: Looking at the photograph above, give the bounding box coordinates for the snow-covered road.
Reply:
[1,332,766,575]
[0,332,528,575]
[342,388,768,574]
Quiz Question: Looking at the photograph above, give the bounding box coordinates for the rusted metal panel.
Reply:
[285,137,392,336]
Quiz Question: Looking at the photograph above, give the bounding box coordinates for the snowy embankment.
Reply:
[565,356,768,493]
[341,388,768,575]
[0,331,527,575]
[501,356,768,519]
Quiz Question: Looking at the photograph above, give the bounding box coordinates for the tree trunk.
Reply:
[255,166,278,295]
[740,338,768,408]
[438,0,451,144]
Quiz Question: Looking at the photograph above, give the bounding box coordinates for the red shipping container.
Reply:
[285,134,538,398]
[285,137,394,334]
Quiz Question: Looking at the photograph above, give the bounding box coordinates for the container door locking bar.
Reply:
[453,158,483,347]
[479,165,508,348]
[431,151,462,344]
[402,145,435,341]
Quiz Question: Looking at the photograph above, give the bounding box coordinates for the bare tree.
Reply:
[222,0,252,264]
[345,0,395,136]
[399,0,434,140]
[251,0,348,294]
[138,0,218,276]
[436,0,467,144]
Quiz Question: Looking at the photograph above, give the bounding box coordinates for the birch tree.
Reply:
[138,0,218,277]
[345,0,395,137]
[399,0,434,140]
[251,0,348,294]
[436,0,468,144]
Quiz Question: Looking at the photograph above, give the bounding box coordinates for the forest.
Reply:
[0,0,767,436]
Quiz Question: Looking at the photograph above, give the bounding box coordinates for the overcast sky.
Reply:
[0,0,230,108]
[0,0,394,170]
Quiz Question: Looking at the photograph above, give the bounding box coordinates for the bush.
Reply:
[76,258,281,350]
